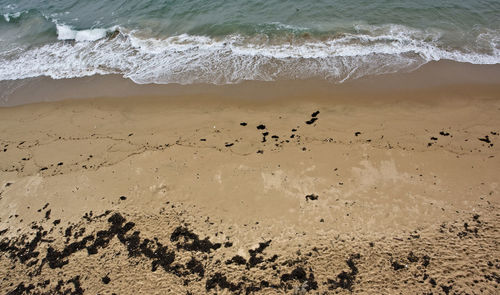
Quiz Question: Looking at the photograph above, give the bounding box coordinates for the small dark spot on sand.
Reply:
[102,275,110,284]
[225,143,234,147]
[200,139,206,141]
[40,167,48,171]
[240,122,247,126]
[440,131,450,136]
[53,219,61,226]
[422,255,431,267]
[57,162,63,166]
[257,150,263,154]
[120,196,127,201]
[430,137,438,141]
[355,132,361,136]
[311,111,320,117]
[441,285,452,294]
[257,124,266,130]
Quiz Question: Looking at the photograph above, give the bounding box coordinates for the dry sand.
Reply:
[0,63,499,294]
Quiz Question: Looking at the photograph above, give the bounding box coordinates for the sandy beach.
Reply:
[1,62,499,294]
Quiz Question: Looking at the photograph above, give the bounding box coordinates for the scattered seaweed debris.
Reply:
[441,285,452,294]
[170,226,221,253]
[305,194,319,201]
[327,254,361,291]
[281,267,318,291]
[247,240,272,268]
[7,283,35,295]
[186,257,205,277]
[8,276,84,295]
[478,135,491,143]
[225,255,246,265]
[422,255,431,267]
[407,252,419,263]
[391,260,406,271]
[305,118,318,125]
[205,273,242,292]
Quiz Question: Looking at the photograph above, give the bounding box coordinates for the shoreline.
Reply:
[0,60,499,294]
[1,60,500,107]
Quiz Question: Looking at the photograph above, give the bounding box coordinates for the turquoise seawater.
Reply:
[0,0,499,84]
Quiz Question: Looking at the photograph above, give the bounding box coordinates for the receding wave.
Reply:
[0,24,499,84]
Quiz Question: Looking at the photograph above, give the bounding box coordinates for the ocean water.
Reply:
[0,0,499,84]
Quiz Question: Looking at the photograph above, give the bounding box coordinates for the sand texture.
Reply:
[0,89,499,294]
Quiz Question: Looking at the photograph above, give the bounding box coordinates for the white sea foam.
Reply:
[0,24,499,84]
[56,24,109,42]
[3,11,22,22]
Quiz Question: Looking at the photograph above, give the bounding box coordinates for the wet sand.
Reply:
[0,62,499,294]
